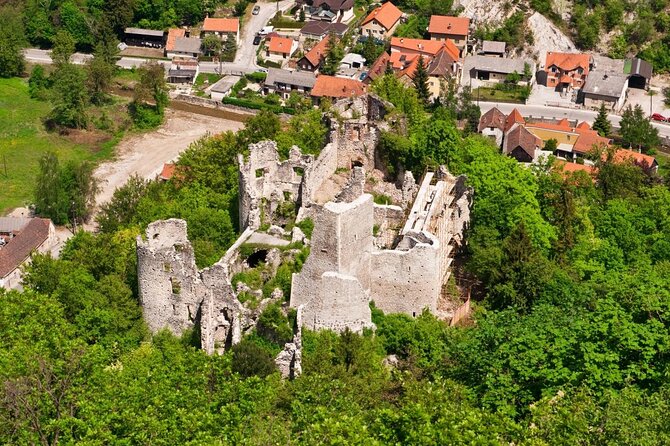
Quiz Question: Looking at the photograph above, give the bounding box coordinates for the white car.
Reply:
[252,5,261,14]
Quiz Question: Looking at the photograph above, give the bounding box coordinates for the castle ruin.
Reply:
[136,94,472,360]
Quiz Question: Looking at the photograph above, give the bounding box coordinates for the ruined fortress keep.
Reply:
[136,94,472,357]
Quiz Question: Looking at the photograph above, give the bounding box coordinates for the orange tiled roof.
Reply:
[203,17,239,33]
[268,36,294,54]
[613,149,657,169]
[505,108,525,132]
[428,15,470,36]
[166,28,186,51]
[361,2,403,30]
[557,161,596,175]
[311,75,366,98]
[160,163,176,180]
[546,52,591,73]
[390,37,459,61]
[389,51,419,70]
[576,121,591,130]
[573,130,610,154]
[303,35,330,67]
[397,55,429,79]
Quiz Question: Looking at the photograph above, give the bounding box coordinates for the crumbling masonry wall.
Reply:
[137,219,249,354]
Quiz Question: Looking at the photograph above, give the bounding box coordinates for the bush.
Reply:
[231,338,276,377]
[245,72,267,83]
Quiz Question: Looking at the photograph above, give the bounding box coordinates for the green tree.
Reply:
[130,61,169,128]
[28,65,49,100]
[321,33,343,75]
[593,103,612,137]
[619,104,660,151]
[231,339,276,378]
[201,34,222,56]
[97,175,149,233]
[0,6,25,78]
[51,30,76,66]
[34,152,68,224]
[299,7,306,22]
[544,138,558,152]
[412,56,430,103]
[86,40,118,105]
[48,63,89,128]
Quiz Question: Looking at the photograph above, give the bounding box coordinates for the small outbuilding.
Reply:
[124,27,165,48]
[581,72,628,111]
[624,57,653,89]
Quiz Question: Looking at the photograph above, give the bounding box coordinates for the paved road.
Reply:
[24,48,92,65]
[478,101,670,139]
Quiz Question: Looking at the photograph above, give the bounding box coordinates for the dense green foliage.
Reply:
[4,14,670,442]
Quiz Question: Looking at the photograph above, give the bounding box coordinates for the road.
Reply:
[478,101,670,139]
[23,0,295,75]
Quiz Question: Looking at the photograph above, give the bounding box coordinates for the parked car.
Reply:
[651,113,667,122]
[252,5,260,14]
[255,68,269,73]
[253,35,261,45]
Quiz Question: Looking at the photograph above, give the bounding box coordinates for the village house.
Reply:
[263,68,317,98]
[462,55,534,87]
[542,51,593,91]
[364,51,390,85]
[427,15,470,55]
[299,21,348,40]
[503,124,544,163]
[360,2,403,38]
[165,28,185,57]
[167,57,199,84]
[614,149,658,173]
[265,36,298,63]
[478,107,506,147]
[310,75,366,103]
[338,53,366,78]
[298,0,355,23]
[0,217,56,289]
[480,40,506,57]
[297,35,330,71]
[201,17,240,44]
[124,27,165,48]
[390,37,459,60]
[392,49,460,99]
[581,72,628,111]
[166,36,202,59]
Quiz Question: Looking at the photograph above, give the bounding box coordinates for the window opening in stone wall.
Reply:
[283,191,291,201]
[171,277,181,294]
[153,233,159,239]
[352,160,363,168]
[256,168,265,178]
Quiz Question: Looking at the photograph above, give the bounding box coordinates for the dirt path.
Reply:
[94,109,244,206]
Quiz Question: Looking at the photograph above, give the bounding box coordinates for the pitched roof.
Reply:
[266,68,317,88]
[505,125,541,159]
[267,36,295,54]
[482,40,506,54]
[312,0,355,11]
[361,2,403,30]
[389,51,420,70]
[624,58,653,80]
[366,52,390,83]
[478,107,506,132]
[613,149,657,169]
[300,20,348,37]
[426,47,458,76]
[428,15,470,36]
[173,37,202,54]
[311,75,366,98]
[556,161,596,175]
[390,37,460,61]
[0,218,51,278]
[545,52,591,72]
[576,121,591,130]
[397,54,426,80]
[166,28,186,51]
[202,17,239,33]
[582,72,628,99]
[125,28,165,38]
[573,129,610,154]
[467,55,531,75]
[505,108,525,132]
[303,35,330,67]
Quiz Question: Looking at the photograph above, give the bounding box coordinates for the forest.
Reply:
[1,70,670,443]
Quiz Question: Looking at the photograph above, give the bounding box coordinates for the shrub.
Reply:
[231,339,276,377]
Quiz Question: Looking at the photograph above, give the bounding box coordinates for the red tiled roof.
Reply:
[311,75,366,98]
[505,108,525,132]
[160,163,176,180]
[166,28,186,51]
[389,51,419,70]
[397,55,429,80]
[202,17,239,33]
[546,52,591,73]
[428,15,470,36]
[391,37,460,61]
[303,35,330,67]
[267,36,294,54]
[0,218,51,278]
[573,130,610,154]
[576,121,591,130]
[613,149,657,169]
[366,51,390,83]
[361,2,403,30]
[479,107,506,132]
[556,161,596,175]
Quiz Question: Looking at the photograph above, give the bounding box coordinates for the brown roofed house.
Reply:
[478,107,506,147]
[503,125,542,163]
[364,51,390,84]
[311,75,366,102]
[298,35,331,71]
[0,218,55,289]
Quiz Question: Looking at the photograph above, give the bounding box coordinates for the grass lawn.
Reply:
[473,86,527,104]
[0,77,116,214]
